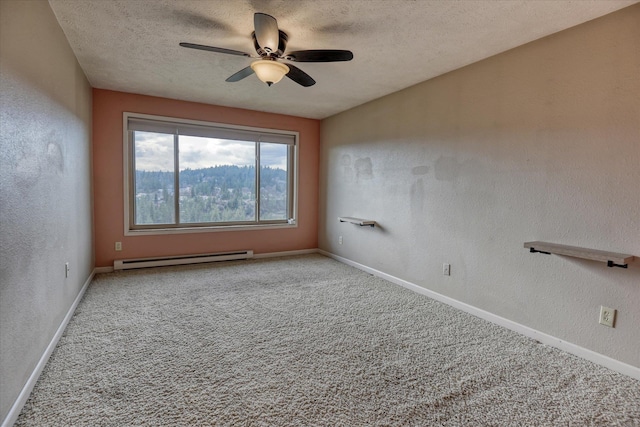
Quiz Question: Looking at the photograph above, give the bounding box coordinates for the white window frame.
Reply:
[123,112,299,236]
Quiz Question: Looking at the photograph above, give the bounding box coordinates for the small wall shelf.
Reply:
[524,241,635,268]
[339,217,375,227]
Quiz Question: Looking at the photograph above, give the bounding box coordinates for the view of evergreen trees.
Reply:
[135,165,288,225]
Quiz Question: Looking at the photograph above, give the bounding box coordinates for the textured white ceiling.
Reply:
[48,0,636,119]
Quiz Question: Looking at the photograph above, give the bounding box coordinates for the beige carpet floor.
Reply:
[16,254,640,426]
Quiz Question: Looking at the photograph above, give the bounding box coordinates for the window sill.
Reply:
[125,222,297,236]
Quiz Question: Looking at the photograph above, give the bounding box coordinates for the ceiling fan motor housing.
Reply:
[252,30,288,58]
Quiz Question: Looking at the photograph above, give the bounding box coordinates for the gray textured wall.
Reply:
[320,5,640,367]
[0,0,93,421]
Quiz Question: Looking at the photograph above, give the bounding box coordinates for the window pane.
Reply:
[127,113,297,232]
[178,136,256,223]
[259,143,289,221]
[133,131,175,224]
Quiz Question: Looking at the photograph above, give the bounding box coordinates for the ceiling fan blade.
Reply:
[254,13,279,54]
[285,50,353,62]
[225,66,255,82]
[179,42,251,57]
[285,64,316,87]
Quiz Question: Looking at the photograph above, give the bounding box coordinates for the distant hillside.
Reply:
[134,165,288,225]
[135,165,286,194]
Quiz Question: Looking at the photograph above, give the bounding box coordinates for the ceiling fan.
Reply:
[180,12,353,87]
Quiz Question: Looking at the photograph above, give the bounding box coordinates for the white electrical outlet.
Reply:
[338,236,343,245]
[65,262,70,278]
[115,241,122,251]
[599,306,616,328]
[443,263,451,276]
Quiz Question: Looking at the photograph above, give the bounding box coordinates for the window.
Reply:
[124,113,297,234]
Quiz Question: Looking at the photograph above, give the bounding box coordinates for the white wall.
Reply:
[320,5,640,367]
[0,0,93,421]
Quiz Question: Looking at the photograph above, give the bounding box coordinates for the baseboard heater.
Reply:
[114,250,253,270]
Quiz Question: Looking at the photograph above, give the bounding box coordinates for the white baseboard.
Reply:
[93,249,319,274]
[2,269,95,427]
[253,248,319,259]
[319,250,640,381]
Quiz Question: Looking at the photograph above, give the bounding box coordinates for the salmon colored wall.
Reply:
[93,89,320,267]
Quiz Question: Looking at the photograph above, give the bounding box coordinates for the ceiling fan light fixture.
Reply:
[251,60,289,86]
